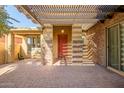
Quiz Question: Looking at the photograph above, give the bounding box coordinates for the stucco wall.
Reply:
[14,35,23,60]
[87,13,124,66]
[0,36,5,64]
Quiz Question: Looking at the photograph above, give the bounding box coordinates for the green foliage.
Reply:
[0,6,10,37]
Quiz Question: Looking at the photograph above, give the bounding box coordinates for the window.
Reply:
[107,21,124,72]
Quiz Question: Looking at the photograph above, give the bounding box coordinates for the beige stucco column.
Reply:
[5,33,14,63]
[21,36,28,58]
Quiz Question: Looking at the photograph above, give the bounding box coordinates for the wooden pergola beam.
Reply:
[16,5,43,26]
[15,5,121,27]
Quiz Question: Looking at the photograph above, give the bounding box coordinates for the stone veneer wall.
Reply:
[87,13,124,66]
[42,24,53,64]
[72,24,83,63]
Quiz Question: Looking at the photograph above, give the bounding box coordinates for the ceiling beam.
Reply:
[40,18,98,21]
[41,21,98,24]
[29,10,112,14]
[36,16,107,20]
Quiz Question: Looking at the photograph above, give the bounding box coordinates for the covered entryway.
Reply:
[53,26,72,64]
[10,28,42,60]
[15,5,123,66]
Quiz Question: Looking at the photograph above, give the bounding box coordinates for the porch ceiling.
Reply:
[16,5,120,30]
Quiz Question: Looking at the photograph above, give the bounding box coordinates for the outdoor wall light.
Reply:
[61,29,64,34]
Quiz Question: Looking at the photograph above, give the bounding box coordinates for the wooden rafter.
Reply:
[16,5,43,25]
[16,5,121,30]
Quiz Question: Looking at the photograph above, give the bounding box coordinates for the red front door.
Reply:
[58,34,68,58]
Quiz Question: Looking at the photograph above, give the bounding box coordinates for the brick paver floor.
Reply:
[0,59,124,88]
